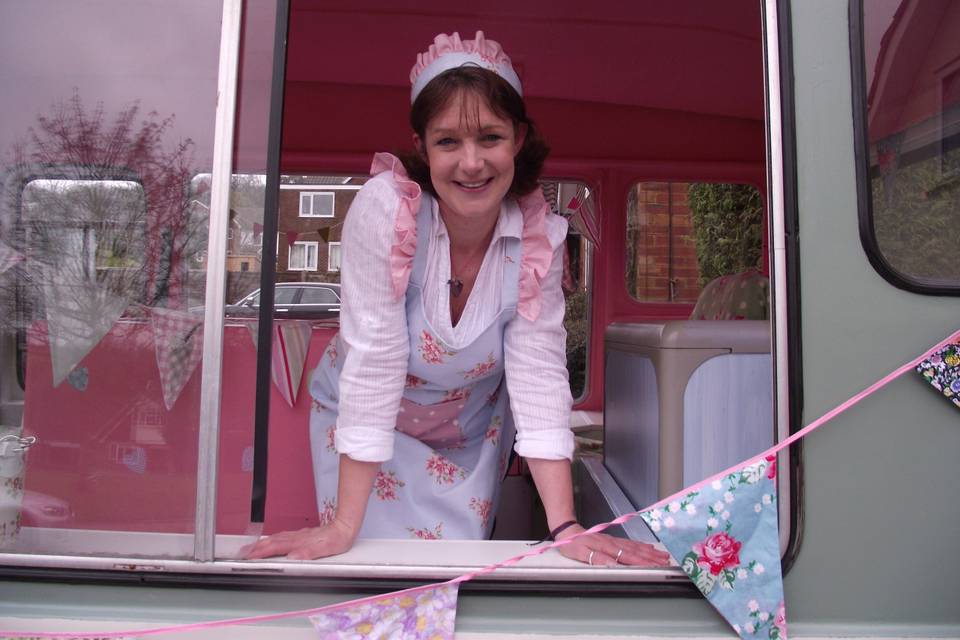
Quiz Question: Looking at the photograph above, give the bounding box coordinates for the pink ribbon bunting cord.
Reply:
[3,328,959,639]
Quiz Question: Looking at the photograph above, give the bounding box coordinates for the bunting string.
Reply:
[2,328,959,639]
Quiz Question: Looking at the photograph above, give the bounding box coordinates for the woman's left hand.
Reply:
[554,523,672,567]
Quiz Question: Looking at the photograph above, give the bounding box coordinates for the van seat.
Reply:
[584,270,773,526]
[689,270,769,321]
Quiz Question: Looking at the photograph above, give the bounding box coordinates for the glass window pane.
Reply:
[626,182,763,306]
[860,1,960,285]
[299,287,338,305]
[327,243,342,272]
[540,180,596,400]
[274,287,299,305]
[0,0,224,559]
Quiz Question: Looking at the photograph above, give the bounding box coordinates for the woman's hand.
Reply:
[554,523,672,567]
[241,518,358,560]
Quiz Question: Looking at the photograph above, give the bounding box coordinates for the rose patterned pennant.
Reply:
[915,342,960,410]
[248,320,313,407]
[43,269,129,387]
[309,583,458,640]
[641,457,786,639]
[0,240,25,276]
[151,307,204,410]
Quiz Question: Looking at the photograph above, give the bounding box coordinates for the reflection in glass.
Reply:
[0,1,222,558]
[863,0,960,283]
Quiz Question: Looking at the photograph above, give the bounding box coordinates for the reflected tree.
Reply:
[0,92,202,337]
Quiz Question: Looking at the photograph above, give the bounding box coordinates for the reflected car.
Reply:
[224,282,341,319]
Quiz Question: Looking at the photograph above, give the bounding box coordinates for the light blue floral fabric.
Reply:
[641,456,787,639]
[308,194,518,540]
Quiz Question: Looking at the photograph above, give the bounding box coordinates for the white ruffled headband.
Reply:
[409,31,522,104]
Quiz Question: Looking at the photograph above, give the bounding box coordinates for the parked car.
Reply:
[224,282,341,319]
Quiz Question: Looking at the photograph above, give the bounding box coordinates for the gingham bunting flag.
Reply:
[248,320,313,407]
[0,240,25,276]
[309,584,458,639]
[43,269,129,387]
[151,307,204,410]
[641,457,787,639]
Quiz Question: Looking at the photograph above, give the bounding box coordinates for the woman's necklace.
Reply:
[448,248,486,297]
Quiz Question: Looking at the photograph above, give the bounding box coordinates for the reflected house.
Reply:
[224,202,266,302]
[275,176,366,285]
[867,0,960,170]
[865,0,960,280]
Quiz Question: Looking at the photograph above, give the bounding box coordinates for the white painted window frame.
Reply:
[288,241,319,271]
[327,241,341,272]
[299,191,334,217]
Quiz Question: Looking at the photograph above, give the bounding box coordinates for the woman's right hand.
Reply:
[241,517,358,560]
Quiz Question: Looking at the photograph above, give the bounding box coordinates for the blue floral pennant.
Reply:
[915,342,960,410]
[309,583,458,639]
[641,456,787,639]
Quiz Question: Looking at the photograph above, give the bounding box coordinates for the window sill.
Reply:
[2,528,680,583]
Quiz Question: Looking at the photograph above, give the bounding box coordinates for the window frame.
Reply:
[849,0,960,295]
[287,241,318,271]
[1,0,803,591]
[298,191,335,218]
[327,240,341,272]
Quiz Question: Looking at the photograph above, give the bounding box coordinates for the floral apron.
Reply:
[308,195,518,539]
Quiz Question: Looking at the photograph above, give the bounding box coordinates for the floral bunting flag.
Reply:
[151,307,204,410]
[43,270,129,387]
[0,240,25,276]
[641,457,786,639]
[248,320,313,407]
[915,342,960,410]
[309,583,459,639]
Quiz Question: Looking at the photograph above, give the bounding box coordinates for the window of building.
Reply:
[327,241,341,272]
[299,192,334,217]
[288,241,318,271]
[853,0,960,291]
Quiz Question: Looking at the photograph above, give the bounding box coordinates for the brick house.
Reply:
[627,182,702,304]
[275,176,367,284]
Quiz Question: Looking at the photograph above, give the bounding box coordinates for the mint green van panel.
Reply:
[784,0,960,628]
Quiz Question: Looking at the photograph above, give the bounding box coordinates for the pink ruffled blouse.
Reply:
[334,153,574,462]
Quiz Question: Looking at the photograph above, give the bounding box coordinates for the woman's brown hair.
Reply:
[400,66,549,199]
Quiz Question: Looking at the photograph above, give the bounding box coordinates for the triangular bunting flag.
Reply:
[641,457,787,639]
[318,226,331,243]
[43,270,129,387]
[286,231,299,247]
[151,307,204,410]
[0,240,25,276]
[309,584,458,639]
[916,342,960,410]
[249,320,313,407]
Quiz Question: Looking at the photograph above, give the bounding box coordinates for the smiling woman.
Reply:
[243,31,670,570]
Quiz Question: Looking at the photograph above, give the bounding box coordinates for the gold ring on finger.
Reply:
[587,550,595,566]
[615,548,624,564]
